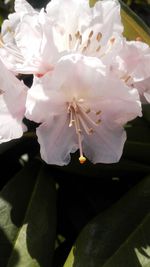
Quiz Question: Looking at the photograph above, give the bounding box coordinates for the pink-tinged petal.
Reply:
[25,75,66,123]
[26,53,141,165]
[37,114,78,165]
[93,0,123,45]
[15,11,58,74]
[0,113,25,143]
[115,40,150,82]
[0,59,27,143]
[134,77,150,103]
[83,121,126,164]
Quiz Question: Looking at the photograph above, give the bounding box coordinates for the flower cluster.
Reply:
[0,0,149,165]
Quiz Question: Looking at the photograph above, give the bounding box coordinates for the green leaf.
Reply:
[0,160,56,267]
[64,176,150,267]
[120,0,150,44]
[102,214,150,267]
[89,0,150,45]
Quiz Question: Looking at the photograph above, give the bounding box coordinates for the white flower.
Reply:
[0,59,27,143]
[25,54,141,165]
[109,39,150,102]
[0,0,39,71]
[0,0,123,75]
[46,0,123,54]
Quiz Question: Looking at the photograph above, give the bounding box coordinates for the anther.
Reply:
[110,37,115,44]
[97,32,102,42]
[75,31,80,39]
[89,128,94,134]
[96,110,101,115]
[0,89,4,95]
[89,30,94,39]
[79,155,86,164]
[124,75,131,83]
[96,119,101,124]
[86,108,91,114]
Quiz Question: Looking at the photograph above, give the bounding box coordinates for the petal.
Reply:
[116,40,150,82]
[83,120,126,164]
[37,114,78,165]
[0,59,27,143]
[15,11,58,74]
[0,112,24,144]
[25,75,66,123]
[15,0,35,14]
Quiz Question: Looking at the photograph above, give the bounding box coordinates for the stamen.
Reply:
[82,46,87,53]
[69,34,72,42]
[78,115,93,135]
[96,110,101,115]
[79,35,82,45]
[68,98,101,164]
[69,108,74,127]
[96,119,101,124]
[87,39,91,48]
[124,75,131,83]
[97,32,102,42]
[86,108,91,114]
[110,37,115,44]
[96,45,101,52]
[75,31,80,39]
[0,89,4,95]
[89,30,94,39]
[89,128,94,134]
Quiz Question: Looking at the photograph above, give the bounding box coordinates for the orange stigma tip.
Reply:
[79,156,86,164]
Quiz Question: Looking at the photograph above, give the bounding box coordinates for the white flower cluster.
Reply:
[0,0,149,165]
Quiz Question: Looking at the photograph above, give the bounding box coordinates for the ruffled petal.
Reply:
[83,120,126,164]
[37,114,78,165]
[14,11,58,74]
[0,59,27,143]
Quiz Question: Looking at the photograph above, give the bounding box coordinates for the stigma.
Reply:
[67,98,101,164]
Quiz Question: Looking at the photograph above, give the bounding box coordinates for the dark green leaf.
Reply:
[0,160,56,267]
[64,176,150,267]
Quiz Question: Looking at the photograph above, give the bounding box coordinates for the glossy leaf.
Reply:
[64,176,150,267]
[120,0,150,44]
[0,160,56,267]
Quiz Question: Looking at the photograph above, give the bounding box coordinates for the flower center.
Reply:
[68,30,102,54]
[67,98,101,164]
